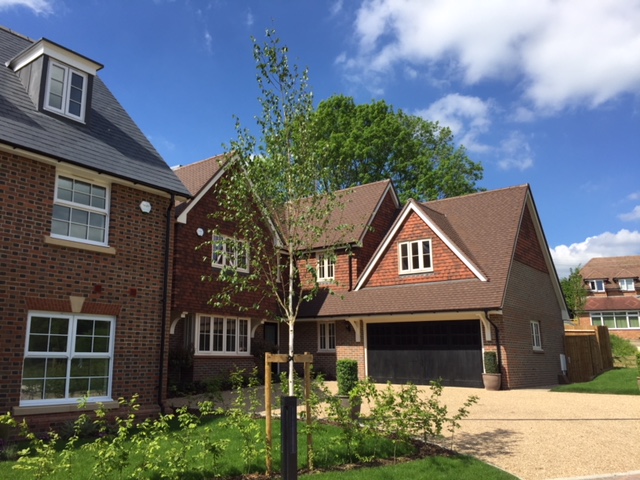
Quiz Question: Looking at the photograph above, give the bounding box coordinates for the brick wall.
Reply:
[0,152,174,430]
[362,210,475,288]
[500,261,565,388]
[513,205,548,273]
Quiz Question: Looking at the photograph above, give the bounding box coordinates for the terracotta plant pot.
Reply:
[482,373,502,391]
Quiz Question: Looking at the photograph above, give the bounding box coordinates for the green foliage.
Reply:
[560,266,588,319]
[337,360,359,395]
[636,352,640,376]
[552,368,640,395]
[483,351,499,374]
[309,94,484,203]
[610,335,638,366]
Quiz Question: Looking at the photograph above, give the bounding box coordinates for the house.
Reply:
[294,184,569,389]
[577,256,640,346]
[169,156,281,384]
[170,156,568,389]
[0,27,190,431]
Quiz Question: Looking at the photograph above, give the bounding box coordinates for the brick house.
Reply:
[295,184,569,389]
[170,157,567,389]
[0,27,190,430]
[577,256,640,346]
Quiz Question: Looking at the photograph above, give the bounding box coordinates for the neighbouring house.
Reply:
[170,155,568,389]
[0,27,190,431]
[169,156,280,386]
[578,256,640,346]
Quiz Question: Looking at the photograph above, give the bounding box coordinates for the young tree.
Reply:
[560,266,588,320]
[308,95,484,203]
[208,30,352,396]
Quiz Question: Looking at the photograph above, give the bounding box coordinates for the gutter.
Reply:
[158,193,175,414]
[484,310,502,372]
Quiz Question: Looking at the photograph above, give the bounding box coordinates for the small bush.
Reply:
[611,335,637,366]
[636,352,640,376]
[484,351,499,374]
[336,360,358,395]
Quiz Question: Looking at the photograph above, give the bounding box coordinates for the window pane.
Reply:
[615,313,628,329]
[68,99,81,117]
[603,314,615,328]
[199,317,211,351]
[88,377,107,396]
[88,227,105,243]
[50,317,69,335]
[93,337,109,353]
[238,320,248,352]
[49,334,68,352]
[226,319,236,352]
[30,316,51,334]
[44,379,66,399]
[50,64,65,82]
[213,318,224,351]
[629,314,639,328]
[52,204,71,221]
[94,321,111,336]
[69,378,89,398]
[47,357,68,377]
[28,334,49,352]
[89,212,106,228]
[23,358,46,378]
[422,241,431,268]
[21,379,44,401]
[70,223,88,239]
[75,337,92,352]
[400,243,409,271]
[411,242,420,269]
[76,319,93,336]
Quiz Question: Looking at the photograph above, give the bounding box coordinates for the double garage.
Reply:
[366,320,484,388]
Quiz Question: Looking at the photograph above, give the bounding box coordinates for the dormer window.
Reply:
[399,239,433,274]
[45,61,87,120]
[589,280,605,292]
[619,278,635,292]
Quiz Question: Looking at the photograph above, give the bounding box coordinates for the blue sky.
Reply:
[3,0,640,278]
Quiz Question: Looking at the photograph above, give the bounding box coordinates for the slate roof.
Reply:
[580,256,640,281]
[0,26,189,197]
[300,185,535,318]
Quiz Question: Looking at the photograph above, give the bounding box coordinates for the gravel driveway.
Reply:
[424,386,640,480]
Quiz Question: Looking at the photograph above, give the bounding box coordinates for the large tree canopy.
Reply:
[560,266,588,320]
[309,95,484,203]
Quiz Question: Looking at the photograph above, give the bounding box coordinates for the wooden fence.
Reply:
[564,325,613,383]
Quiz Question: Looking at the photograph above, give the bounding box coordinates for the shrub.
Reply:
[611,335,637,364]
[636,352,640,376]
[484,351,499,374]
[336,360,358,395]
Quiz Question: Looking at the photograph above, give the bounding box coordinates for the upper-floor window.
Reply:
[196,315,249,355]
[318,322,336,352]
[21,312,115,406]
[317,253,335,281]
[399,239,433,274]
[51,175,109,246]
[530,321,542,351]
[45,61,88,121]
[588,279,605,292]
[212,234,249,273]
[590,311,640,329]
[619,278,635,292]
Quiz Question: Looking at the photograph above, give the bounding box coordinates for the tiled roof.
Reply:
[173,155,225,196]
[0,26,189,197]
[300,185,532,317]
[581,256,640,280]
[585,296,640,311]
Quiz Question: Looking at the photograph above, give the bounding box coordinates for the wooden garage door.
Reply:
[367,320,483,387]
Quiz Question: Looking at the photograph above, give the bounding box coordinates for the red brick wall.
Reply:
[500,261,565,388]
[362,210,475,288]
[0,152,174,429]
[576,314,640,343]
[514,205,548,273]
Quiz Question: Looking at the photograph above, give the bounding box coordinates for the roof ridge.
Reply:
[175,153,226,171]
[0,25,34,43]
[419,184,529,206]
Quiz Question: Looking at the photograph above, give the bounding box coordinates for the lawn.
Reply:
[551,368,640,395]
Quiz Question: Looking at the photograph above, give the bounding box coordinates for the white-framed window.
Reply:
[196,315,249,355]
[21,312,115,406]
[51,175,109,246]
[45,60,88,121]
[399,239,433,274]
[318,322,336,352]
[591,311,640,329]
[588,280,605,292]
[530,321,542,351]
[212,234,249,273]
[619,278,635,292]
[317,253,335,281]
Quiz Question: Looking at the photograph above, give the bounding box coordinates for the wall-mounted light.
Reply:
[139,201,152,213]
[196,228,205,237]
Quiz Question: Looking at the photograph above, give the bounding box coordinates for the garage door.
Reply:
[367,320,483,387]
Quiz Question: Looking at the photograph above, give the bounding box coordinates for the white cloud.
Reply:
[627,192,640,201]
[416,94,492,152]
[330,0,344,16]
[496,131,534,171]
[620,206,640,221]
[0,0,52,14]
[550,229,640,278]
[245,8,254,27]
[203,29,212,53]
[346,0,640,112]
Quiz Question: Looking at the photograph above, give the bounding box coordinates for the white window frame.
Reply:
[318,322,336,352]
[317,253,335,281]
[619,278,635,292]
[398,239,433,274]
[588,279,605,292]
[44,60,88,121]
[21,312,115,406]
[212,234,249,273]
[51,174,110,246]
[530,321,542,351]
[195,315,250,356]
[590,311,640,329]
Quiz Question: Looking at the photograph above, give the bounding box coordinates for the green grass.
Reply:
[552,368,640,395]
[301,456,517,479]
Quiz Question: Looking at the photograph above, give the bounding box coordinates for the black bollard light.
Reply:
[281,395,298,480]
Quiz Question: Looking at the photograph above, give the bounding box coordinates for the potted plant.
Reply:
[482,350,501,390]
[336,359,361,418]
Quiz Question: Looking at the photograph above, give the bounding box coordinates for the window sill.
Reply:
[194,353,253,357]
[14,401,119,416]
[532,348,544,354]
[317,350,336,354]
[45,236,116,255]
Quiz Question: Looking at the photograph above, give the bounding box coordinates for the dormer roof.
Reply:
[6,37,103,74]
